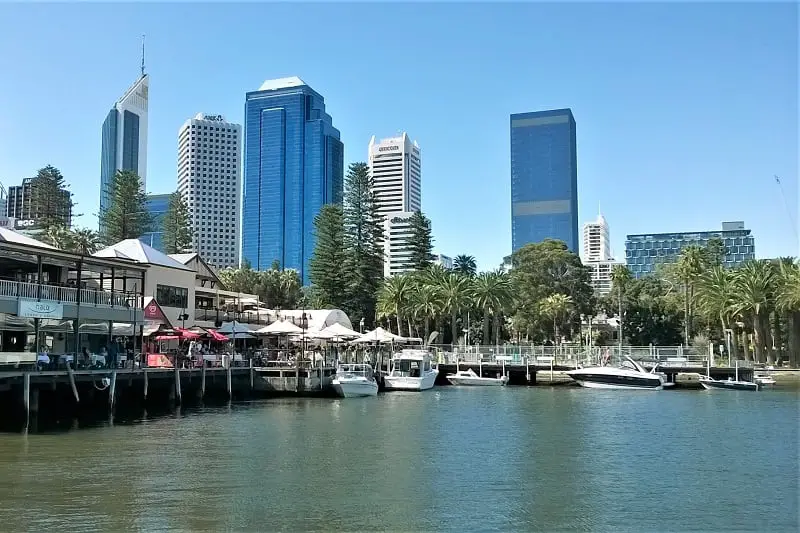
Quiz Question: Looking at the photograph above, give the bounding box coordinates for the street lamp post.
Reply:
[359,318,365,334]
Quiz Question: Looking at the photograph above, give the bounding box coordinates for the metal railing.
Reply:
[0,279,136,309]
[428,344,714,368]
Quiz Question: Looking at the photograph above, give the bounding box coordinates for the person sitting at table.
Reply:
[81,347,91,369]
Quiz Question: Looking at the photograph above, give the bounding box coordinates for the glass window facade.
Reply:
[139,193,171,252]
[100,109,118,215]
[242,81,343,284]
[121,110,140,175]
[511,109,578,253]
[624,224,756,278]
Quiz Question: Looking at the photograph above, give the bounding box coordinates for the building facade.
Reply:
[5,178,72,228]
[583,213,611,262]
[433,254,453,270]
[177,113,241,269]
[242,77,343,283]
[588,259,622,296]
[368,134,422,277]
[139,193,171,252]
[100,73,149,223]
[511,108,578,253]
[625,221,756,278]
[368,134,421,219]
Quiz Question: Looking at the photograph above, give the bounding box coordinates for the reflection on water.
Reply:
[0,388,798,532]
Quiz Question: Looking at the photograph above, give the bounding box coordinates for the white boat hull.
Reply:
[447,375,507,386]
[572,380,663,390]
[383,370,438,391]
[332,379,378,398]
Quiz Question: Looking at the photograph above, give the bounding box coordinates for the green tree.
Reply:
[40,224,74,250]
[731,260,775,363]
[437,272,474,345]
[539,293,573,344]
[775,259,800,367]
[696,265,738,356]
[706,237,726,266]
[473,270,513,344]
[411,281,444,344]
[162,191,192,254]
[342,162,383,327]
[69,227,103,255]
[99,170,152,243]
[674,245,711,344]
[407,211,433,271]
[30,165,73,230]
[261,262,303,309]
[218,260,261,294]
[309,204,346,308]
[453,254,477,277]
[377,274,413,336]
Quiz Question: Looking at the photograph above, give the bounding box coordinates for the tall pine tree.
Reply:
[408,211,433,271]
[342,162,384,326]
[30,165,73,230]
[162,191,193,254]
[309,204,346,308]
[99,170,152,243]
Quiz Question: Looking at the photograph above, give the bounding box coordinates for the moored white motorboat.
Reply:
[699,359,759,391]
[332,363,379,398]
[754,367,776,387]
[446,368,508,386]
[566,355,665,390]
[383,349,438,391]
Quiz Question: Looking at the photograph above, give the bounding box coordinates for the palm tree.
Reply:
[472,270,512,344]
[69,228,103,255]
[437,272,473,345]
[411,283,443,344]
[731,260,775,363]
[676,245,710,344]
[775,258,800,367]
[453,254,477,277]
[696,265,738,357]
[377,275,412,336]
[539,293,573,345]
[40,224,73,249]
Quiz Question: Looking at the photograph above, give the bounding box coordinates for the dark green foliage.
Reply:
[99,170,152,243]
[407,211,433,271]
[162,191,192,254]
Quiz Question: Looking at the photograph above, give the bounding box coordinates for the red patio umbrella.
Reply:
[175,327,202,340]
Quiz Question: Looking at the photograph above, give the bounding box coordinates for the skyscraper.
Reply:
[178,114,242,269]
[510,108,578,253]
[367,133,422,277]
[6,177,72,227]
[582,212,612,262]
[242,77,343,283]
[100,70,149,221]
[139,193,170,252]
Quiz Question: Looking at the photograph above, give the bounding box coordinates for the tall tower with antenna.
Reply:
[99,37,150,230]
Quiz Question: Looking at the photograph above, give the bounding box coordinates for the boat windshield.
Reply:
[390,359,422,377]
[338,364,373,379]
[619,360,639,372]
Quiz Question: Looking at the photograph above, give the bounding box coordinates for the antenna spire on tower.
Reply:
[141,34,146,76]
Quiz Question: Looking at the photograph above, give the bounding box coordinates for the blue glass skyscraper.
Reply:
[510,108,578,253]
[139,193,170,252]
[242,77,343,283]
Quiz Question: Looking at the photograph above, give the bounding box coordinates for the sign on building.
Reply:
[18,299,64,319]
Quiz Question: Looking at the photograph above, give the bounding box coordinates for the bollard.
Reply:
[226,361,232,398]
[174,367,182,404]
[109,370,117,412]
[143,368,149,400]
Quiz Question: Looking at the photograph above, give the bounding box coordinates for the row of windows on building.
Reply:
[626,245,754,258]
[626,237,753,250]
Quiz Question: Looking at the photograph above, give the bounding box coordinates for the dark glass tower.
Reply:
[242,77,343,283]
[510,108,578,253]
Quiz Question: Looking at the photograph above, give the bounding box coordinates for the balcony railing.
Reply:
[0,279,138,309]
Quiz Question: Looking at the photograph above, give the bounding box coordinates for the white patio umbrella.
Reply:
[256,320,304,336]
[320,322,361,339]
[352,327,403,344]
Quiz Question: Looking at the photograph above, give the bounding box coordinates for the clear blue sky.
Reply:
[0,2,797,269]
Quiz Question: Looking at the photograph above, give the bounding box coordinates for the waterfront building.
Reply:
[510,108,578,253]
[583,213,612,262]
[587,259,623,295]
[368,133,422,277]
[5,177,72,230]
[433,253,453,270]
[139,193,171,252]
[625,221,756,278]
[100,70,149,226]
[177,113,242,269]
[242,77,343,283]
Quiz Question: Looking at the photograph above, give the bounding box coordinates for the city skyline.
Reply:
[0,3,796,270]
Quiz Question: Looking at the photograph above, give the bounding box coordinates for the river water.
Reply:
[0,387,797,532]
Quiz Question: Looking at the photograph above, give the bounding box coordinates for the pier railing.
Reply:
[429,345,714,368]
[0,279,135,308]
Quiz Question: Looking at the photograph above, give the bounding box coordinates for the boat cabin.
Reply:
[337,363,374,379]
[389,350,433,377]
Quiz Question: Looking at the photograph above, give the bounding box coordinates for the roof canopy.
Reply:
[256,320,304,336]
[94,239,192,271]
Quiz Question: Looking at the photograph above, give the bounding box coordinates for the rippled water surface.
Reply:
[0,387,798,532]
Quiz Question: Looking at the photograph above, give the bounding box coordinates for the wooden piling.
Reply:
[109,370,117,411]
[23,372,31,425]
[174,367,182,404]
[201,364,207,398]
[143,368,149,399]
[67,364,79,403]
[249,358,254,390]
[226,363,232,398]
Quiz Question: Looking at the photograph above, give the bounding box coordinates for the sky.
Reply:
[0,2,797,270]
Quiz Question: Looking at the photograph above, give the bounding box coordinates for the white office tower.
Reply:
[368,133,422,277]
[177,114,241,269]
[583,213,612,262]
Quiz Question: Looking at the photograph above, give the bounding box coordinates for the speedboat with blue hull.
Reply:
[566,355,665,390]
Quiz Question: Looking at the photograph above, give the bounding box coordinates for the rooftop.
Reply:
[94,239,192,271]
[257,76,308,91]
[0,227,56,250]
